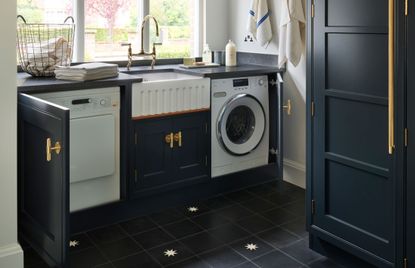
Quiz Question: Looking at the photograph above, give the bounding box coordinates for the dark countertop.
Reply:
[17,64,282,94]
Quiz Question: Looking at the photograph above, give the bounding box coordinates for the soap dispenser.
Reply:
[225,40,237,67]
[202,44,212,63]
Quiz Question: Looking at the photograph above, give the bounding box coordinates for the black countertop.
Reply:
[17,64,282,94]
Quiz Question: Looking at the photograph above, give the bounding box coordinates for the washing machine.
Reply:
[211,76,269,178]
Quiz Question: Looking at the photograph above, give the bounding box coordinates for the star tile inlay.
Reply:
[164,249,178,257]
[69,240,79,248]
[187,206,199,213]
[245,243,258,251]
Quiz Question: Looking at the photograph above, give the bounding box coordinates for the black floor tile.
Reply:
[282,200,306,217]
[133,227,175,250]
[112,251,161,268]
[257,227,301,248]
[23,248,48,268]
[216,204,254,222]
[179,231,224,254]
[147,241,194,267]
[165,256,211,268]
[149,208,185,225]
[246,183,281,196]
[209,223,251,244]
[230,236,274,260]
[87,225,128,245]
[191,211,231,230]
[252,250,305,268]
[69,233,94,253]
[238,197,278,213]
[163,219,204,239]
[309,257,345,268]
[236,214,275,234]
[69,247,108,268]
[119,216,158,235]
[262,192,302,207]
[198,246,247,268]
[224,189,257,203]
[280,217,308,238]
[233,262,259,268]
[281,239,322,265]
[261,207,298,225]
[202,195,236,210]
[180,203,211,217]
[97,237,142,261]
[94,263,114,268]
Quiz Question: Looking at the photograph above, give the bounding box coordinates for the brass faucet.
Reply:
[122,15,162,70]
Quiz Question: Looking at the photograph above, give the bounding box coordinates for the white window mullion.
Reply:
[74,0,84,62]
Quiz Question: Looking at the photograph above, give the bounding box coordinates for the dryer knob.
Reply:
[100,99,107,106]
[258,79,264,86]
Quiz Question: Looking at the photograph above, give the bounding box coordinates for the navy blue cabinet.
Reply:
[307,0,399,266]
[131,112,209,196]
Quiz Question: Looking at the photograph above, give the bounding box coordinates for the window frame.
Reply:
[72,0,202,63]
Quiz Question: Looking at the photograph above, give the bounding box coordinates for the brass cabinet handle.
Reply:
[46,138,61,162]
[165,132,174,148]
[283,99,292,115]
[174,131,182,147]
[388,0,395,154]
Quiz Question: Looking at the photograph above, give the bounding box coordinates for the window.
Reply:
[17,0,201,62]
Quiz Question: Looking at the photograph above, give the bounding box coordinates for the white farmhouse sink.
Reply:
[138,71,200,82]
[131,72,211,118]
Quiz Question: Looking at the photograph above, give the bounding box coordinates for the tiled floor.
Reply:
[23,180,348,268]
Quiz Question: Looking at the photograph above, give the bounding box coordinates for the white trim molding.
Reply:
[0,244,23,268]
[283,158,306,189]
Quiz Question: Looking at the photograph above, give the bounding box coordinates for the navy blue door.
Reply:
[311,0,395,265]
[18,93,70,267]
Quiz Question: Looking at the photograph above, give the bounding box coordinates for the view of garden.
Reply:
[17,0,196,61]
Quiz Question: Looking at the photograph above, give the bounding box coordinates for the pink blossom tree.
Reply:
[85,0,129,41]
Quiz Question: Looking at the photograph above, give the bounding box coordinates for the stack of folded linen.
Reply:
[54,62,119,81]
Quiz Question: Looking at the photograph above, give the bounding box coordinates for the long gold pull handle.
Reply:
[165,132,174,148]
[283,100,292,116]
[46,138,61,162]
[388,0,395,154]
[174,131,182,147]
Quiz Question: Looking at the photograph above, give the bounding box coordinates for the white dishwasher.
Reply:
[34,87,120,212]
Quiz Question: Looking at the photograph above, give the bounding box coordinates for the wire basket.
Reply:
[17,15,75,77]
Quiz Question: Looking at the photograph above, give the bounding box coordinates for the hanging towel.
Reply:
[278,0,306,68]
[247,0,272,47]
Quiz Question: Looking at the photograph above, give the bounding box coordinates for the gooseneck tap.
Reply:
[122,15,162,70]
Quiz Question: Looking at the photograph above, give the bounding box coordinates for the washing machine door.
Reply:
[217,93,266,155]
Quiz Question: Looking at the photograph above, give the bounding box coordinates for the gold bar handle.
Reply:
[174,131,182,147]
[283,100,292,116]
[388,0,395,154]
[165,132,174,148]
[46,138,61,162]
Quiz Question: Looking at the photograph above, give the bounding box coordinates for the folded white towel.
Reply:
[247,0,272,47]
[278,0,306,68]
[54,62,119,81]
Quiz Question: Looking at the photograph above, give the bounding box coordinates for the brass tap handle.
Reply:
[174,131,182,147]
[283,99,292,116]
[165,132,174,148]
[46,138,61,162]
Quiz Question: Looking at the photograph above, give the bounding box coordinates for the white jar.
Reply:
[225,40,237,67]
[202,44,212,63]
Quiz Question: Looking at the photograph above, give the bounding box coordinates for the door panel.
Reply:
[312,0,394,263]
[134,118,173,190]
[18,93,70,267]
[173,113,209,179]
[406,0,415,265]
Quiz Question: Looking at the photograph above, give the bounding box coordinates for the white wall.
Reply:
[0,0,24,267]
[225,0,307,188]
[204,0,229,50]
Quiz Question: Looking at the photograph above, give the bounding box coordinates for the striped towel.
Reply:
[247,0,272,47]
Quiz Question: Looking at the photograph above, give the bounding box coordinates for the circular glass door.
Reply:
[217,94,266,155]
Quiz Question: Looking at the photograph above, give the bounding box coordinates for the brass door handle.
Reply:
[46,138,61,162]
[165,132,174,148]
[174,131,182,147]
[388,0,395,154]
[283,99,292,115]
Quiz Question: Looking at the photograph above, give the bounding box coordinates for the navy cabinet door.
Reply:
[18,93,70,267]
[134,117,173,191]
[406,3,415,265]
[310,0,395,265]
[173,112,209,180]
